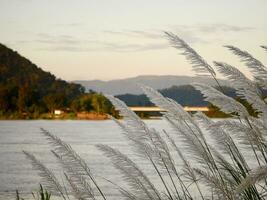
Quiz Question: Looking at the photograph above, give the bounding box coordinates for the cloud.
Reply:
[35,33,87,45]
[171,24,255,33]
[199,24,254,32]
[102,28,207,44]
[39,46,97,52]
[101,42,168,52]
[52,23,84,27]
[39,42,168,53]
[103,30,163,39]
[165,23,256,44]
[101,24,255,44]
[34,32,168,52]
[28,23,255,53]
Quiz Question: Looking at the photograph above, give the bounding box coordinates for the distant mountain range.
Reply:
[74,75,229,95]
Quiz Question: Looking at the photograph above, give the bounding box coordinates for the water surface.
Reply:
[0,119,256,199]
[0,120,173,199]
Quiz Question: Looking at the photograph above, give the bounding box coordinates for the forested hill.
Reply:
[116,85,236,107]
[0,43,84,115]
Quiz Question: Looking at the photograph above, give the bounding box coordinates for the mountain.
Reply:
[0,43,84,115]
[116,85,236,107]
[74,75,229,95]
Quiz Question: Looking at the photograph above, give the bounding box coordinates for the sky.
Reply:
[1,0,267,81]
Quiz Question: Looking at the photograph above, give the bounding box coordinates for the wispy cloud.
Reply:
[39,41,168,53]
[171,24,255,34]
[164,23,256,44]
[100,42,168,52]
[102,30,163,39]
[34,32,168,52]
[199,24,254,32]
[16,23,255,53]
[36,33,83,45]
[102,29,203,44]
[52,23,84,27]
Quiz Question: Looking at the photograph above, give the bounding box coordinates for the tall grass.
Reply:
[23,33,267,199]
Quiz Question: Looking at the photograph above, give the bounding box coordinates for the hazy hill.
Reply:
[75,75,229,95]
[116,85,236,107]
[0,43,84,114]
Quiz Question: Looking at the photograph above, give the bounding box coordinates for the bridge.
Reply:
[129,106,210,112]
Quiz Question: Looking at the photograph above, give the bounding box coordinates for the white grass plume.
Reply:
[52,150,96,200]
[149,128,176,174]
[100,177,138,200]
[41,128,92,177]
[214,61,260,95]
[96,144,162,200]
[163,130,197,183]
[225,45,267,89]
[236,166,267,194]
[64,173,85,200]
[194,168,234,200]
[214,61,267,117]
[105,95,151,144]
[106,96,183,199]
[212,120,267,150]
[141,85,211,161]
[165,32,216,77]
[141,85,191,120]
[139,87,216,173]
[23,151,66,199]
[40,128,106,200]
[192,83,249,118]
[106,95,177,174]
[224,46,266,74]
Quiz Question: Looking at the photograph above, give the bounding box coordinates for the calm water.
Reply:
[0,120,176,200]
[0,119,256,200]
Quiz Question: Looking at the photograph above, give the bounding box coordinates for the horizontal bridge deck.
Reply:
[129,106,210,112]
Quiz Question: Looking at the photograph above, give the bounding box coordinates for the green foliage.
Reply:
[206,104,231,118]
[0,43,115,119]
[16,190,24,200]
[16,185,51,200]
[0,43,84,118]
[235,96,259,117]
[32,185,51,200]
[71,93,113,114]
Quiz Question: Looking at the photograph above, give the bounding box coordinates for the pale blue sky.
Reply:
[1,0,267,80]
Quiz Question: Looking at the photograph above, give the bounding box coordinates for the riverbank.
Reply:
[0,112,109,120]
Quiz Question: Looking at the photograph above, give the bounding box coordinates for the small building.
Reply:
[54,109,64,115]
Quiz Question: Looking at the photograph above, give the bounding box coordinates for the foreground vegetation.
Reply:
[20,33,267,199]
[16,185,51,200]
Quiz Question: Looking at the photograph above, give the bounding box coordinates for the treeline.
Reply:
[0,43,113,119]
[70,91,114,114]
[116,85,237,106]
[116,85,263,118]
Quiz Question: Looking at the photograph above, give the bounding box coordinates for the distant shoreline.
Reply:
[0,112,110,120]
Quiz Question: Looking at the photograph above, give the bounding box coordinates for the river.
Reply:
[0,120,180,199]
[0,119,256,200]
